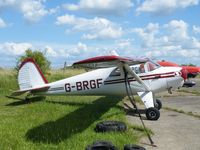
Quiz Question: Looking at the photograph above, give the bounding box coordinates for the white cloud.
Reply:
[193,25,200,34]
[67,42,88,55]
[63,0,133,16]
[0,0,57,22]
[0,18,7,28]
[177,49,200,57]
[131,20,200,60]
[0,42,32,55]
[116,39,133,48]
[82,27,122,40]
[20,0,49,22]
[136,0,199,15]
[56,14,77,25]
[56,14,122,40]
[132,23,159,47]
[45,46,57,57]
[164,20,189,42]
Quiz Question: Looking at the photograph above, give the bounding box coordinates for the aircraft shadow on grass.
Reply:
[25,96,123,144]
[125,108,147,120]
[5,96,45,106]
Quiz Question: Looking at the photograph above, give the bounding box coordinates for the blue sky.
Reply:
[0,0,200,68]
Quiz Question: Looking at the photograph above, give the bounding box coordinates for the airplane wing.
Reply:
[73,55,150,91]
[10,86,50,96]
[73,55,149,69]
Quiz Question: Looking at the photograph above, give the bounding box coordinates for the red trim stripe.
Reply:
[19,58,48,84]
[104,73,176,85]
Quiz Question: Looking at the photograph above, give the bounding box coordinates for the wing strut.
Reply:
[123,66,157,147]
[123,63,150,91]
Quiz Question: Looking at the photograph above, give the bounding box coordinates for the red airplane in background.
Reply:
[158,60,200,87]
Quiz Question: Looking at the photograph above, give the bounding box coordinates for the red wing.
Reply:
[73,55,148,68]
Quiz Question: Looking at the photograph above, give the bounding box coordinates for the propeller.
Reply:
[181,68,188,81]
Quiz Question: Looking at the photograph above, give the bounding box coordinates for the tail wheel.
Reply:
[154,99,162,110]
[146,107,160,120]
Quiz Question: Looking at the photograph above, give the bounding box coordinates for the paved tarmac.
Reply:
[127,79,200,150]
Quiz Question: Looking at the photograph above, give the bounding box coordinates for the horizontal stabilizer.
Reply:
[11,86,50,96]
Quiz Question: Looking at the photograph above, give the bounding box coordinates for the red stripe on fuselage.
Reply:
[104,72,176,85]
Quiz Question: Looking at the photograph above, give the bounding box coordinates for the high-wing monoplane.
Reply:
[10,56,185,120]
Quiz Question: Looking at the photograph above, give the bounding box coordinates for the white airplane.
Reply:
[10,55,186,120]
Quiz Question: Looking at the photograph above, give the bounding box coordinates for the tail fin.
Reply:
[18,58,48,91]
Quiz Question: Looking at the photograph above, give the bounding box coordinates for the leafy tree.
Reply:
[181,63,196,67]
[16,49,51,75]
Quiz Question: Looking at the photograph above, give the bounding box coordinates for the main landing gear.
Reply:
[145,99,162,120]
[145,99,162,121]
[146,107,160,120]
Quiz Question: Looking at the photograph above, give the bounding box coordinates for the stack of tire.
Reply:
[85,121,146,150]
[86,141,146,150]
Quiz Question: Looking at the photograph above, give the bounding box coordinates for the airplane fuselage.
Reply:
[37,65,184,96]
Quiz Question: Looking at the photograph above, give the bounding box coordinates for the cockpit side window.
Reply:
[131,61,159,74]
[131,63,145,74]
[109,68,121,77]
[146,61,160,71]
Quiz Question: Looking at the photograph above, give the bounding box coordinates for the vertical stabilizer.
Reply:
[18,58,48,90]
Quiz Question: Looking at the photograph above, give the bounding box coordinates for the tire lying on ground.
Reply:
[124,144,146,150]
[95,121,127,132]
[86,141,118,150]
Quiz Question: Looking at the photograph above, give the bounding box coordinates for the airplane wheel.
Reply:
[146,107,160,121]
[154,99,162,110]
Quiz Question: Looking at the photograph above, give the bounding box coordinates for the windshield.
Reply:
[131,60,160,74]
[145,60,160,71]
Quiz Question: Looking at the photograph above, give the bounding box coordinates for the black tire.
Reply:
[124,144,146,150]
[146,107,160,120]
[95,121,127,132]
[154,99,162,110]
[86,141,118,150]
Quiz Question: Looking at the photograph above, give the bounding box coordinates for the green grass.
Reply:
[163,107,200,119]
[0,69,145,150]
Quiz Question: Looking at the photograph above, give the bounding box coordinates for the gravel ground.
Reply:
[126,79,200,150]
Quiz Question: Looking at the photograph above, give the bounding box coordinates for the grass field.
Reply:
[0,69,145,150]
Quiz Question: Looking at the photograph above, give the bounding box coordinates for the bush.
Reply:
[16,49,51,75]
